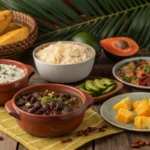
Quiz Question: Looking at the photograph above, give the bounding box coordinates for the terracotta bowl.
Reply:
[0,59,35,105]
[5,84,94,137]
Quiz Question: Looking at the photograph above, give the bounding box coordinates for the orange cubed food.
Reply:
[135,100,150,117]
[134,116,150,129]
[113,97,133,111]
[133,99,149,110]
[133,101,141,110]
[116,108,134,124]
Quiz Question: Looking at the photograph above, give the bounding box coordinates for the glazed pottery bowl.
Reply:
[5,84,94,137]
[0,59,35,105]
[33,41,96,83]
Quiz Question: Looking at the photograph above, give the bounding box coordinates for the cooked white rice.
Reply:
[0,64,26,83]
[35,42,94,64]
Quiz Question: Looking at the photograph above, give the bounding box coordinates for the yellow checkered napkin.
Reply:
[0,107,122,150]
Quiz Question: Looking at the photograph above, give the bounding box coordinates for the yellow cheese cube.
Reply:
[116,108,134,124]
[113,97,133,111]
[134,116,150,129]
[135,100,150,117]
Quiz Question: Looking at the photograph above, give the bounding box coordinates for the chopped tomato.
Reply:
[137,70,145,79]
[126,70,134,77]
[139,81,147,86]
[139,61,147,66]
[127,62,135,67]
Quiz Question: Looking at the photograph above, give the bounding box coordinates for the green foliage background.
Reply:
[0,0,150,50]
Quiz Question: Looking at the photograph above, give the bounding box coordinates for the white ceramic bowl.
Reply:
[33,41,96,83]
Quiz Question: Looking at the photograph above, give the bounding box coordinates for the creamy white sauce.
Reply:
[0,64,26,83]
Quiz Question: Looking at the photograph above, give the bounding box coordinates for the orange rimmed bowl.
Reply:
[0,59,35,105]
[5,84,94,137]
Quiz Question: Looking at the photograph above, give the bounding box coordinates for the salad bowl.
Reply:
[113,57,150,89]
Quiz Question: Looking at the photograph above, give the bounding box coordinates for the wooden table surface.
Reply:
[0,51,150,150]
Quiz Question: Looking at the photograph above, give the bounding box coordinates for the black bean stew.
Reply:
[15,90,82,115]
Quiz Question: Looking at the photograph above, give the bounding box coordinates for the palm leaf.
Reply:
[0,2,6,10]
[0,0,150,50]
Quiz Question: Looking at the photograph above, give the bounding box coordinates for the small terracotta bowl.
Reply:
[5,84,94,137]
[0,59,35,105]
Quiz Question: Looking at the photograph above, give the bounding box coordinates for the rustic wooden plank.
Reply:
[127,131,150,150]
[0,130,17,150]
[18,144,28,150]
[77,141,93,150]
[94,132,130,150]
[131,87,150,93]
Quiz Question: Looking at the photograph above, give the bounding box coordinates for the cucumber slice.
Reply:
[101,78,115,86]
[93,79,106,90]
[85,80,100,92]
[101,84,116,94]
[79,83,94,95]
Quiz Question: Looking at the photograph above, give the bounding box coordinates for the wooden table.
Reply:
[0,51,150,150]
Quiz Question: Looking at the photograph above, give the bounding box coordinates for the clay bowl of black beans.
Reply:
[5,84,94,137]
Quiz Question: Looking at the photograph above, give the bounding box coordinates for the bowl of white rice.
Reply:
[33,41,96,83]
[0,59,35,105]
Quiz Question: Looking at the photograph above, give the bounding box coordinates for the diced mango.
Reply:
[133,101,141,110]
[134,116,150,129]
[113,97,133,111]
[116,108,134,124]
[133,99,149,110]
[135,100,150,117]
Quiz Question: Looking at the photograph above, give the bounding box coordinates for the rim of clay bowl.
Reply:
[11,84,93,119]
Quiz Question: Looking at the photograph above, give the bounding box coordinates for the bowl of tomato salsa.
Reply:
[113,57,150,89]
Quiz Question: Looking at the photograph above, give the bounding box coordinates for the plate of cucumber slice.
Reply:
[77,77,123,103]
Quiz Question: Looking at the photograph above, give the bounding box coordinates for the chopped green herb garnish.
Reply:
[41,96,53,103]
[64,101,69,105]
[125,66,135,73]
[123,76,137,81]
